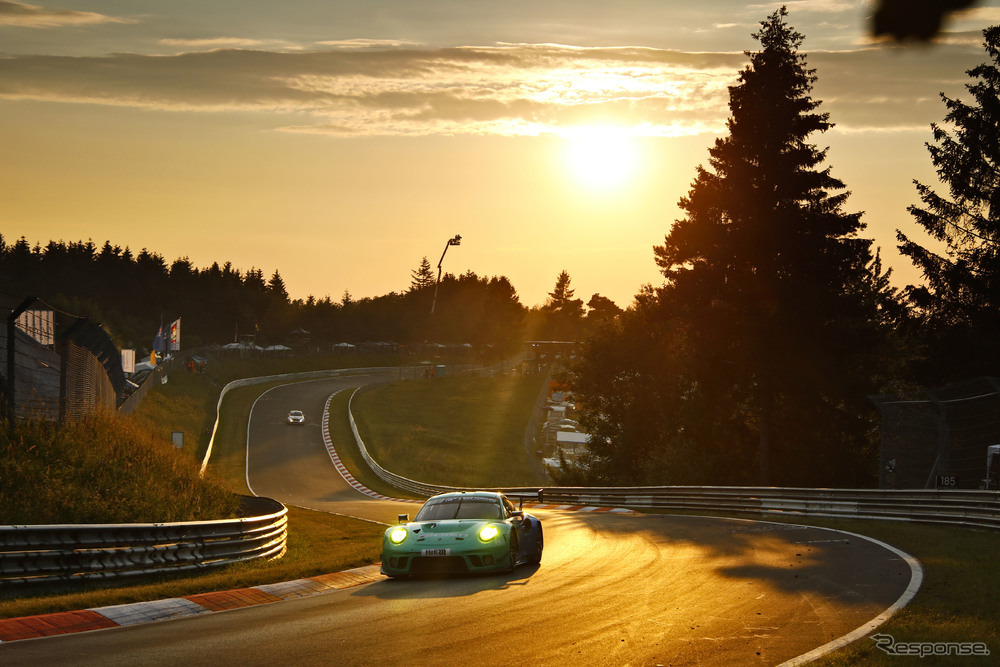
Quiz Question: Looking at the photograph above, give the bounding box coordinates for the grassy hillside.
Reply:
[0,415,238,525]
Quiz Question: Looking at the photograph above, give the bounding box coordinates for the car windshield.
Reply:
[415,496,502,521]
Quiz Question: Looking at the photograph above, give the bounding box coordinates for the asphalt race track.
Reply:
[0,374,917,666]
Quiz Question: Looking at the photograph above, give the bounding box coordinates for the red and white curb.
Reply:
[320,391,419,503]
[0,565,384,643]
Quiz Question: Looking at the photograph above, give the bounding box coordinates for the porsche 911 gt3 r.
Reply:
[381,491,543,577]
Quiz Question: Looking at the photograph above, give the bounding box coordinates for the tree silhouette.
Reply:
[571,8,901,487]
[410,256,435,292]
[540,270,585,340]
[899,25,1000,380]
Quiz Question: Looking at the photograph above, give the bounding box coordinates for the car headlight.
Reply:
[389,528,408,544]
[478,524,500,542]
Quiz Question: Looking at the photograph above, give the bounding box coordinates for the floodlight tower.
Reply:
[430,234,462,314]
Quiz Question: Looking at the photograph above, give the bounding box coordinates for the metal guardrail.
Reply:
[346,385,1000,531]
[344,361,527,498]
[0,496,287,588]
[531,486,1000,531]
[347,382,463,498]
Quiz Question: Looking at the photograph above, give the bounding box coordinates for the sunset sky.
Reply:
[3,1,1000,308]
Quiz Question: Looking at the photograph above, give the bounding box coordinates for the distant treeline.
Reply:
[0,235,613,360]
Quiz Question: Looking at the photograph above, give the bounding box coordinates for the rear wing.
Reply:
[502,489,544,511]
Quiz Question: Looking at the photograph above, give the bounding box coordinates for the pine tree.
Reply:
[267,269,289,302]
[898,25,1000,381]
[545,270,576,309]
[570,8,900,486]
[542,270,585,340]
[650,7,898,485]
[409,256,435,292]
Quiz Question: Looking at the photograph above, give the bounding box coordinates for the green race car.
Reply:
[380,491,543,577]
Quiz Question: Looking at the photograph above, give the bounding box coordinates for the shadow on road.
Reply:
[557,511,911,608]
[352,564,542,600]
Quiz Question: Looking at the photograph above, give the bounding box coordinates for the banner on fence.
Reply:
[170,318,181,351]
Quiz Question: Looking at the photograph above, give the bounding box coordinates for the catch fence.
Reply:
[872,377,1000,490]
[1,296,127,423]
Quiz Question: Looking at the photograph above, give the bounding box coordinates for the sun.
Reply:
[563,127,640,191]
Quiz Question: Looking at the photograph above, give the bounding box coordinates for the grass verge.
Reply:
[801,518,999,665]
[323,388,423,500]
[127,368,220,463]
[351,373,549,488]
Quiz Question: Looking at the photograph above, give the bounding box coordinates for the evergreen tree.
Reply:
[572,8,901,486]
[267,270,289,302]
[898,25,1000,381]
[545,270,576,309]
[541,270,585,340]
[410,256,435,292]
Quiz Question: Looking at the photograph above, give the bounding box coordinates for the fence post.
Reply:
[6,297,39,426]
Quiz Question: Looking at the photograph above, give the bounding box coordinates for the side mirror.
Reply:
[397,513,409,524]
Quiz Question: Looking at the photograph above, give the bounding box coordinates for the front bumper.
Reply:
[381,542,512,576]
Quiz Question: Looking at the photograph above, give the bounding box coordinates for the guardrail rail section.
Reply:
[346,383,1000,531]
[0,496,287,587]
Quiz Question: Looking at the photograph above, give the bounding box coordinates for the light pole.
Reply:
[431,234,461,314]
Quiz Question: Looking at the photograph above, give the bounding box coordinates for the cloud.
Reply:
[0,0,132,28]
[748,0,860,14]
[0,40,987,137]
[315,39,421,50]
[159,37,270,50]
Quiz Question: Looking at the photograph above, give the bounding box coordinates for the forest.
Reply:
[0,235,616,364]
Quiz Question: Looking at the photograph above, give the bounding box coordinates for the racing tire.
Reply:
[506,530,520,572]
[530,525,543,564]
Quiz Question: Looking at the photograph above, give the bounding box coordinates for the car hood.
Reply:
[409,519,496,535]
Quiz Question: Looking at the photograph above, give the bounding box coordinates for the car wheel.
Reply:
[506,530,520,572]
[530,525,543,564]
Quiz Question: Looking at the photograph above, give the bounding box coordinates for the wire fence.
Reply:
[872,377,1000,490]
[1,296,127,423]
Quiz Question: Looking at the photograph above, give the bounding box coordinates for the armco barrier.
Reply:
[346,386,1000,531]
[0,496,287,587]
[531,486,1000,530]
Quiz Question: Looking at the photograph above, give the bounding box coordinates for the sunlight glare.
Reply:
[563,127,640,191]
